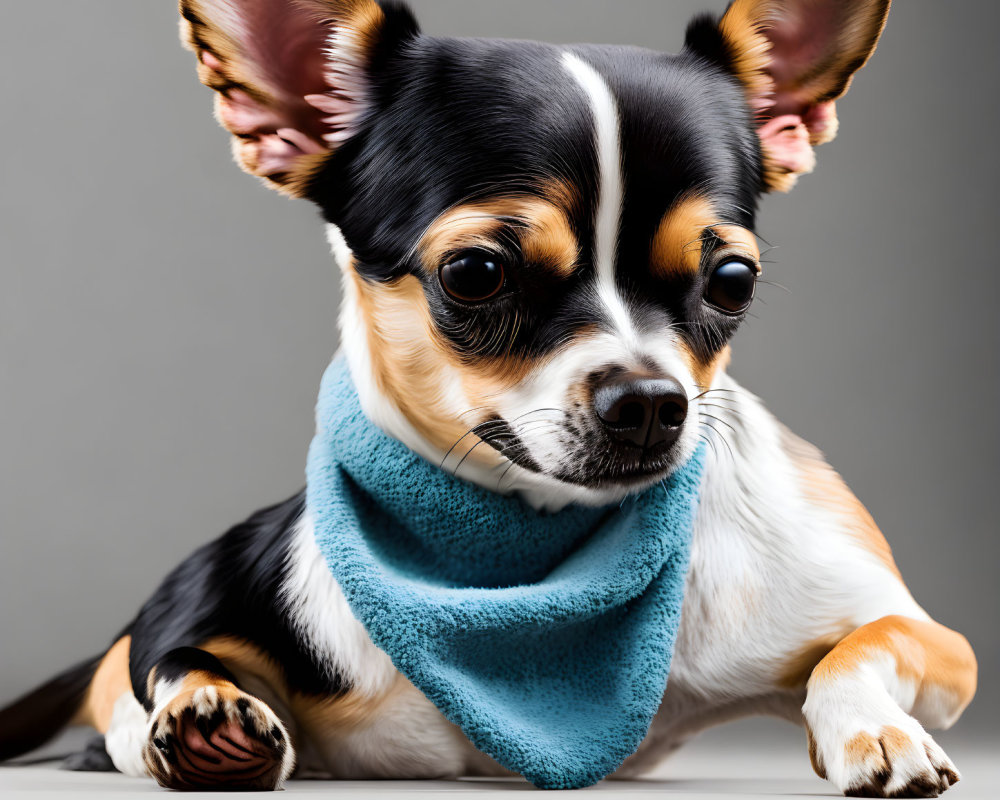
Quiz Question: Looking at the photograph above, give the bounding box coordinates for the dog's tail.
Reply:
[0,655,102,762]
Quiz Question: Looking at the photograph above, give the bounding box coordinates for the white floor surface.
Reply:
[1,720,994,799]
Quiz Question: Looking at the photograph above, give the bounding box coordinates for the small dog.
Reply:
[0,0,977,796]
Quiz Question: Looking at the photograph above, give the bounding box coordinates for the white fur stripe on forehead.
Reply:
[561,52,635,341]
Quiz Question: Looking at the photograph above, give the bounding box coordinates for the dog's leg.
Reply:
[803,615,976,798]
[141,647,295,791]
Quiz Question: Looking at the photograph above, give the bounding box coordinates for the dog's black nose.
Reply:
[594,377,688,448]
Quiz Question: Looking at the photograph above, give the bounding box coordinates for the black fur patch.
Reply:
[62,735,117,773]
[0,655,101,762]
[150,647,240,690]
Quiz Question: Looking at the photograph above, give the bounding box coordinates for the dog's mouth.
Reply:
[548,440,684,490]
[471,414,685,491]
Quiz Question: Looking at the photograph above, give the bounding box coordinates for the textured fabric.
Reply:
[305,356,706,789]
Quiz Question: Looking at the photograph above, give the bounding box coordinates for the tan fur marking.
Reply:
[179,669,234,697]
[341,0,389,56]
[293,678,411,737]
[349,271,491,460]
[778,630,850,690]
[419,191,579,280]
[650,197,761,282]
[200,637,291,703]
[650,194,718,279]
[420,211,508,271]
[782,424,901,578]
[717,0,777,112]
[879,725,917,761]
[809,616,977,717]
[844,729,883,772]
[79,635,134,732]
[200,636,395,739]
[711,225,760,264]
[681,344,732,397]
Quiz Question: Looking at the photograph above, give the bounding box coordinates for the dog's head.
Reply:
[181,0,889,507]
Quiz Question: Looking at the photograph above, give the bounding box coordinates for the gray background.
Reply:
[1,0,997,750]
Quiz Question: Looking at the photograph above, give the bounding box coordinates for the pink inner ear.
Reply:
[744,1,853,179]
[193,0,373,178]
[758,114,814,174]
[764,2,838,116]
[802,101,838,144]
[213,88,319,175]
[757,98,837,175]
[256,131,327,175]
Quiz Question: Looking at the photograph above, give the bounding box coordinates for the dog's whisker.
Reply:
[441,430,485,469]
[697,402,745,420]
[692,392,744,406]
[699,412,738,436]
[457,406,492,420]
[755,232,776,249]
[689,387,748,402]
[441,420,510,468]
[757,278,791,294]
[700,419,736,463]
[701,428,734,465]
[698,432,721,462]
[496,460,519,493]
[695,395,744,407]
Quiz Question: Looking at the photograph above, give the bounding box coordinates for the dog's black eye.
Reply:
[440,251,505,303]
[704,260,757,314]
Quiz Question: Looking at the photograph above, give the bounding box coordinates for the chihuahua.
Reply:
[0,0,976,796]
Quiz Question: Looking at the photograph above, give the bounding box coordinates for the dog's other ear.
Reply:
[686,0,890,192]
[179,0,417,197]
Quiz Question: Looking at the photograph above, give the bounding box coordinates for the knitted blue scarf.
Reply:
[305,357,705,789]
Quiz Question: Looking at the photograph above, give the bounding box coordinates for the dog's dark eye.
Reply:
[440,251,505,303]
[704,260,757,314]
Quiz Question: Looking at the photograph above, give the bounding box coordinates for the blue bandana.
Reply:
[305,357,705,789]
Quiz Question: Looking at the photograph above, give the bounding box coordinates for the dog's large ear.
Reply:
[179,0,416,197]
[687,0,890,192]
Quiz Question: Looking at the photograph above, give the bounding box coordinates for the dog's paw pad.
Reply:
[143,685,292,790]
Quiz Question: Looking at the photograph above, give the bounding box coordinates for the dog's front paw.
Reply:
[805,692,958,798]
[142,685,294,790]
